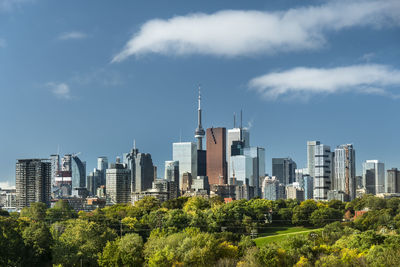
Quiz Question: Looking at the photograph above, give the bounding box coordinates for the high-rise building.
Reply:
[87,168,101,196]
[97,156,108,186]
[334,144,356,201]
[313,144,333,201]
[229,155,253,186]
[71,155,86,195]
[206,127,227,185]
[165,161,179,183]
[242,147,265,196]
[362,160,385,194]
[124,145,155,192]
[386,168,400,193]
[106,159,131,204]
[194,87,207,178]
[286,183,305,201]
[303,175,314,200]
[227,127,250,172]
[173,142,197,191]
[261,176,285,200]
[49,154,60,186]
[61,154,72,171]
[307,141,320,179]
[272,158,297,185]
[16,159,51,209]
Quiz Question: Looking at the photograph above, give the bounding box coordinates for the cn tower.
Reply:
[195,85,205,150]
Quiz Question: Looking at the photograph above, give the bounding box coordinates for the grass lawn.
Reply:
[254,226,323,247]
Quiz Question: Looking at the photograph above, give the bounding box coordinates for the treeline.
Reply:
[1,194,400,266]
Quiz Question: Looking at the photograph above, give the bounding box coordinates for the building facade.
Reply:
[106,160,131,204]
[16,159,51,209]
[206,127,227,185]
[362,160,385,194]
[313,144,333,201]
[307,141,320,179]
[386,168,400,193]
[173,142,197,191]
[334,144,356,201]
[272,158,297,185]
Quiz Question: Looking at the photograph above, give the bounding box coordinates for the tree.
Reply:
[98,233,144,266]
[20,202,47,221]
[52,219,117,266]
[183,197,210,213]
[0,217,25,266]
[292,200,318,225]
[310,207,343,227]
[22,221,52,265]
[46,200,77,222]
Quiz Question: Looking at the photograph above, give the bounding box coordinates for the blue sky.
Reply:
[1,0,400,186]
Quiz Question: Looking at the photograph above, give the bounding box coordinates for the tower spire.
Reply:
[195,84,205,150]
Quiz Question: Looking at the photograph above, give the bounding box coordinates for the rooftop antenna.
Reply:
[57,144,60,156]
[240,109,243,141]
[133,139,136,150]
[233,112,236,128]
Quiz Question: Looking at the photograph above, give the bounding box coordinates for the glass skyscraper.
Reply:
[173,142,197,191]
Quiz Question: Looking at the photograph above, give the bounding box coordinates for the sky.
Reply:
[1,0,400,187]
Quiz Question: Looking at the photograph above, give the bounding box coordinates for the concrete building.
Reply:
[16,159,51,209]
[362,160,385,194]
[314,144,333,201]
[125,145,155,193]
[307,141,320,179]
[303,175,314,200]
[97,156,108,186]
[173,142,197,191]
[106,159,131,204]
[49,154,60,187]
[386,168,400,193]
[206,127,227,185]
[334,144,356,201]
[272,158,297,185]
[261,176,286,200]
[87,168,101,196]
[286,183,305,202]
[327,190,346,202]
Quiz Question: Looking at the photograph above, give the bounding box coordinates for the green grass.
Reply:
[254,226,323,247]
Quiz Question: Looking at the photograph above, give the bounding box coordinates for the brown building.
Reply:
[206,127,227,185]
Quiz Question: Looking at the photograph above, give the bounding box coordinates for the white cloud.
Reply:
[112,0,400,62]
[47,82,71,99]
[58,31,88,40]
[248,64,400,100]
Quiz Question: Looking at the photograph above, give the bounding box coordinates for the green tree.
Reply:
[46,200,77,222]
[292,200,318,225]
[310,207,343,227]
[0,217,25,266]
[20,202,47,221]
[98,233,144,266]
[22,221,52,265]
[52,219,117,266]
[183,197,210,213]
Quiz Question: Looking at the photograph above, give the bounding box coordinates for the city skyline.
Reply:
[1,0,400,185]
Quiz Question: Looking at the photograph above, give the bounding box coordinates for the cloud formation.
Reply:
[113,0,400,62]
[248,64,400,100]
[58,31,87,40]
[47,82,71,99]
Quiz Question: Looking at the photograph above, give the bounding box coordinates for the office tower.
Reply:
[87,168,101,196]
[303,175,314,200]
[16,159,51,209]
[181,172,192,191]
[295,168,308,188]
[286,184,305,201]
[244,147,266,195]
[362,160,385,194]
[106,159,131,204]
[49,154,60,186]
[173,142,197,191]
[165,161,179,183]
[272,158,297,185]
[97,156,108,186]
[207,127,227,185]
[334,144,356,201]
[71,155,86,191]
[313,144,333,200]
[125,144,155,192]
[386,168,400,193]
[153,166,158,181]
[261,176,285,200]
[229,155,253,185]
[61,154,72,171]
[307,141,320,179]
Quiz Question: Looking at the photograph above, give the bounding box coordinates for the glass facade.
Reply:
[173,142,197,191]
